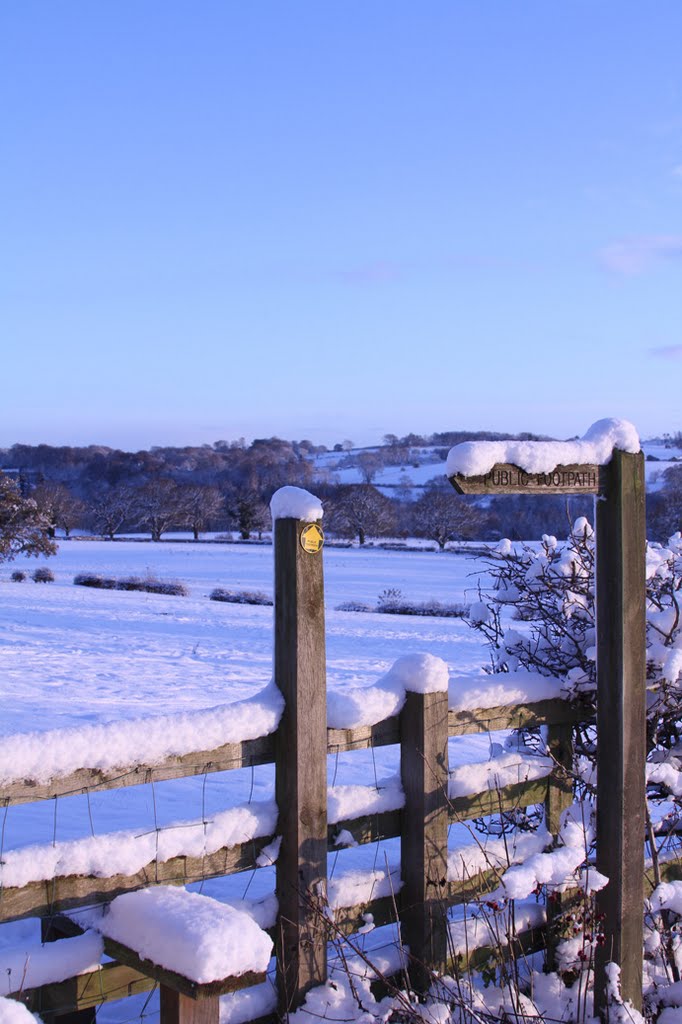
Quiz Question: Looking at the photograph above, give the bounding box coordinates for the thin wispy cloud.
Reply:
[600,235,682,275]
[673,164,682,178]
[649,344,682,360]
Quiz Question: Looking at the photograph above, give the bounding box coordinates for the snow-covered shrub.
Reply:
[209,588,272,606]
[74,573,117,589]
[32,566,54,583]
[116,576,187,596]
[465,523,682,990]
[141,579,188,596]
[334,600,373,612]
[470,525,682,712]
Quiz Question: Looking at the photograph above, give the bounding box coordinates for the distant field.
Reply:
[0,540,489,737]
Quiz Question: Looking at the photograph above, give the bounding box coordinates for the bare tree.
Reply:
[412,485,485,550]
[32,482,86,538]
[90,486,137,540]
[182,485,224,540]
[327,485,395,545]
[131,480,190,541]
[0,472,57,562]
[357,452,383,484]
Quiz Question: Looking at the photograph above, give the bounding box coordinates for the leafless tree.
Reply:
[412,485,485,549]
[182,485,224,540]
[327,485,395,545]
[32,482,86,538]
[90,486,138,540]
[131,479,191,541]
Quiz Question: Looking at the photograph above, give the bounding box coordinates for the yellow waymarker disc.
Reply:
[300,523,324,553]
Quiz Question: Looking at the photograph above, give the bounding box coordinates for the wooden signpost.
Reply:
[450,450,647,1013]
[274,515,328,1014]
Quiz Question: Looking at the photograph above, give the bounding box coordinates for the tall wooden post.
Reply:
[274,517,328,1014]
[595,450,647,1013]
[400,690,449,990]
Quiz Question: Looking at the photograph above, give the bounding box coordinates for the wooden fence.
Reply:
[0,510,654,1022]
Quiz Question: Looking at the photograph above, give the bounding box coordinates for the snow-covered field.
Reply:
[1,540,507,1022]
[0,539,487,735]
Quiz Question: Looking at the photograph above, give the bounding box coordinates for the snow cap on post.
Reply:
[270,486,323,522]
[446,418,640,479]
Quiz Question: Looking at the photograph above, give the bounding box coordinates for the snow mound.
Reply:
[81,886,273,983]
[0,999,43,1023]
[270,486,323,522]
[327,653,448,729]
[446,418,640,477]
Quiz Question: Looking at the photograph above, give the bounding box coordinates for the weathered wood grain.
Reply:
[2,735,276,806]
[274,517,328,1013]
[103,937,265,1000]
[595,449,647,1013]
[449,699,589,737]
[450,463,604,496]
[400,690,449,989]
[449,776,550,821]
[0,837,274,924]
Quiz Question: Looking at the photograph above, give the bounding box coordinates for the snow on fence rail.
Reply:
[0,494,596,1024]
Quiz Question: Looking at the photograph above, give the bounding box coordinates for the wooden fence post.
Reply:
[274,516,328,1014]
[159,989,218,1024]
[545,722,574,969]
[400,689,449,990]
[595,450,647,1013]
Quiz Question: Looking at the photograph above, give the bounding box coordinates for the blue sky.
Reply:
[2,2,682,450]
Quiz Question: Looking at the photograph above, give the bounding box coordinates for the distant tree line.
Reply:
[0,435,680,546]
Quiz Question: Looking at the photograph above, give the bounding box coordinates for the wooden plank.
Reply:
[447,867,503,905]
[274,516,328,1013]
[330,895,397,936]
[103,937,264,1000]
[595,449,647,1014]
[400,690,449,990]
[13,962,155,1017]
[447,923,546,975]
[450,463,603,496]
[160,988,219,1024]
[449,776,550,822]
[0,837,274,924]
[449,698,588,737]
[329,809,402,847]
[2,735,276,806]
[326,717,401,753]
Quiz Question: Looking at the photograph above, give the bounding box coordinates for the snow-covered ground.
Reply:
[0,540,487,736]
[0,540,510,1020]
